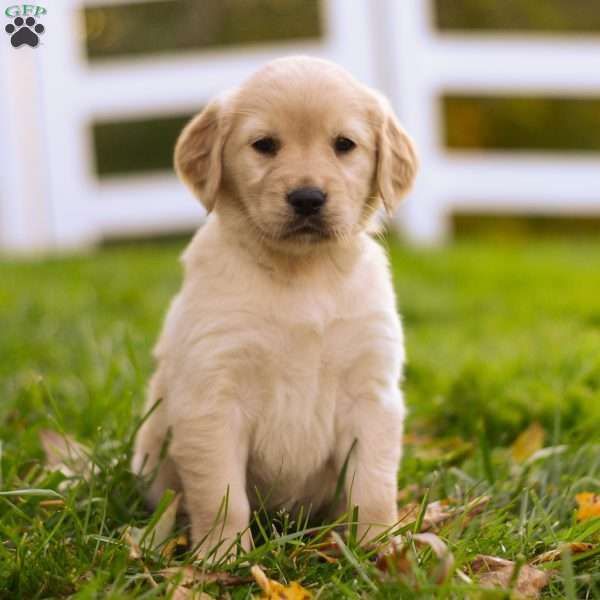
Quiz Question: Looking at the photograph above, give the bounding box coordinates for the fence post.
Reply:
[0,35,54,252]
[37,0,98,250]
[325,0,378,88]
[380,0,449,244]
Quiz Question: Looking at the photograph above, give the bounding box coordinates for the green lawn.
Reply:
[1,236,600,598]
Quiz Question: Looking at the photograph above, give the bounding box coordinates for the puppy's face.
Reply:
[175,57,417,249]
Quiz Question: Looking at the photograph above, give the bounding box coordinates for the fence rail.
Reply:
[384,0,600,242]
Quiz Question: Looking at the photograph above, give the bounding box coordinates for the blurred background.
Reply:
[1,0,599,253]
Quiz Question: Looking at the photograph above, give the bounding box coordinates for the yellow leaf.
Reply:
[160,534,188,559]
[511,422,545,463]
[251,565,312,599]
[576,493,600,522]
[532,542,595,565]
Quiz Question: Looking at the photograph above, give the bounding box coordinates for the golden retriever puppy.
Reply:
[132,56,417,560]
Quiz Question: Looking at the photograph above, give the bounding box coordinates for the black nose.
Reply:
[287,187,326,217]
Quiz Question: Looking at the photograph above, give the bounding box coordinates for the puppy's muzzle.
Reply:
[287,187,327,217]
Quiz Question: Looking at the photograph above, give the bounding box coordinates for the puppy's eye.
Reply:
[334,136,356,154]
[252,137,278,156]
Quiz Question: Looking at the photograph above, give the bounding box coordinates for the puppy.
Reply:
[132,56,417,560]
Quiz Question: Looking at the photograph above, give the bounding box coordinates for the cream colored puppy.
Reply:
[133,56,417,560]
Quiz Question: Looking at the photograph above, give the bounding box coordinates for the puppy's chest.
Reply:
[244,317,349,492]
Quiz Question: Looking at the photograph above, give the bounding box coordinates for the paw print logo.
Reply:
[5,16,45,48]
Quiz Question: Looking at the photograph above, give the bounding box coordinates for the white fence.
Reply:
[1,0,600,253]
[385,1,600,242]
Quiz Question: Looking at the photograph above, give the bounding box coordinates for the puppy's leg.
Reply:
[132,375,181,507]
[336,391,404,544]
[170,410,251,562]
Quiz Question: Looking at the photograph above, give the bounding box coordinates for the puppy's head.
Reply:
[175,57,417,249]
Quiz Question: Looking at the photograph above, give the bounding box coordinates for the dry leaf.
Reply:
[158,565,251,587]
[161,534,188,559]
[376,540,412,576]
[290,533,342,564]
[251,565,313,599]
[397,495,490,533]
[376,532,455,584]
[398,500,452,530]
[160,565,249,599]
[171,587,213,600]
[511,422,545,463]
[576,493,600,522]
[39,429,94,485]
[532,542,595,565]
[470,555,550,599]
[123,528,142,560]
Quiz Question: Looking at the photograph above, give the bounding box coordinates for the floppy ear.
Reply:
[174,98,227,212]
[374,96,418,216]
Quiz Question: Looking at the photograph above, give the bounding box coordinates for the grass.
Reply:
[1,234,600,598]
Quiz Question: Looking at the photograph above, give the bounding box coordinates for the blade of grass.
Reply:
[330,531,377,593]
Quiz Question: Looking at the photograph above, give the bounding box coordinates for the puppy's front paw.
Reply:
[352,505,399,547]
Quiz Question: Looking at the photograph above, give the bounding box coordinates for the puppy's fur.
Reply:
[133,57,417,559]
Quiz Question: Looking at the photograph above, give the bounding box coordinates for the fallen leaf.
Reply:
[159,565,249,599]
[123,528,142,560]
[398,500,452,530]
[290,533,342,564]
[469,555,551,599]
[39,429,94,483]
[576,493,600,522]
[376,532,455,584]
[171,587,213,600]
[158,565,251,587]
[397,495,490,532]
[532,542,595,565]
[161,534,188,559]
[251,565,313,599]
[511,422,545,463]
